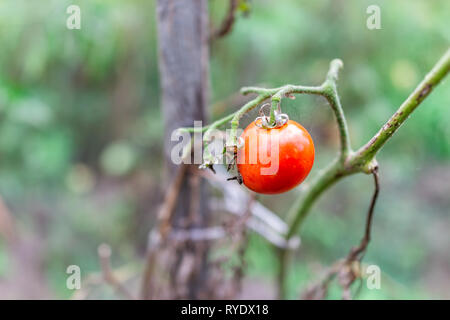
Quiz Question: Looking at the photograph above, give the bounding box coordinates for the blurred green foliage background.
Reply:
[0,0,449,299]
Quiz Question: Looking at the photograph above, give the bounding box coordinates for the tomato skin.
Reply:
[237,120,315,194]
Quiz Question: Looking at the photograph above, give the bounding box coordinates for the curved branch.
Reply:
[300,169,380,300]
[266,59,350,158]
[229,94,272,144]
[230,61,348,148]
[241,86,278,95]
[346,167,380,262]
[326,58,344,82]
[98,244,136,300]
[210,0,238,41]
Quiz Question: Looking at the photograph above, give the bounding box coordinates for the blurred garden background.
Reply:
[0,0,449,299]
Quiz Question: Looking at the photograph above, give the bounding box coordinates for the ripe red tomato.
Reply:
[237,120,315,194]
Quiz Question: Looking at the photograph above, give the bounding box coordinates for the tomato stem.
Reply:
[278,48,450,299]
